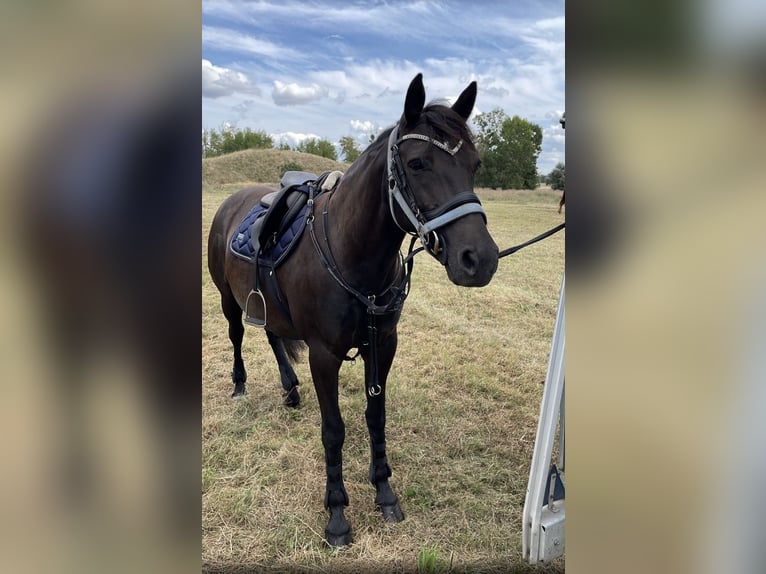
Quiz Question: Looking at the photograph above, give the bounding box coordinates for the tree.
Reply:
[296,138,337,160]
[473,109,543,190]
[202,128,210,157]
[220,127,273,155]
[339,136,360,163]
[548,163,565,190]
[205,128,223,157]
[202,126,273,157]
[279,160,303,175]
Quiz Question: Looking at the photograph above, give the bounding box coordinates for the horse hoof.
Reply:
[283,386,300,408]
[378,502,404,523]
[324,527,353,548]
[231,385,246,398]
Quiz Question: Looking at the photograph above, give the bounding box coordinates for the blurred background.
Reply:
[0,1,200,573]
[567,0,766,573]
[1,0,764,573]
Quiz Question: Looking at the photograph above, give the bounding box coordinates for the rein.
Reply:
[498,222,565,259]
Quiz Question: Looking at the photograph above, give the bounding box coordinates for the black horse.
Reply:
[207,74,499,546]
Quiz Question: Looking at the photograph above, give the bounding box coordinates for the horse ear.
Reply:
[403,73,425,126]
[452,81,477,120]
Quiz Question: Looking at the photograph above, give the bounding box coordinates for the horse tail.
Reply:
[283,338,306,363]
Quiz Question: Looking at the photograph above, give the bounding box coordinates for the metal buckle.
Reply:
[368,384,382,397]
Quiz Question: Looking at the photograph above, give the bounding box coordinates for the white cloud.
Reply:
[204,0,451,39]
[272,81,329,106]
[272,131,323,148]
[539,121,566,174]
[319,61,422,100]
[543,131,566,145]
[532,16,566,32]
[350,119,378,133]
[232,99,256,119]
[202,25,302,59]
[483,85,510,98]
[202,3,564,167]
[202,59,259,99]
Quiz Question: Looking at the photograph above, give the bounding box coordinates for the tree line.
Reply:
[202,126,348,162]
[202,110,564,189]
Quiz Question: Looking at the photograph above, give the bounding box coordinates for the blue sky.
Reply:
[202,0,565,174]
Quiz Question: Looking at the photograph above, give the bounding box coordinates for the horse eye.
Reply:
[407,158,425,170]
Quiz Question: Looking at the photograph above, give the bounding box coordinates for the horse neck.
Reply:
[323,144,405,290]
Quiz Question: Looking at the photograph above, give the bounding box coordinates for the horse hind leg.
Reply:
[220,288,247,397]
[265,330,302,407]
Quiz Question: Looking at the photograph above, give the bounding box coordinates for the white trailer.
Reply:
[522,274,565,564]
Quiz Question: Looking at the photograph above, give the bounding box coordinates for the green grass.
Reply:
[418,545,450,574]
[202,182,565,573]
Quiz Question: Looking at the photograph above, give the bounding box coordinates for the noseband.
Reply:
[386,125,486,255]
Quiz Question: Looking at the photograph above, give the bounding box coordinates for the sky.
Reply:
[202,0,565,174]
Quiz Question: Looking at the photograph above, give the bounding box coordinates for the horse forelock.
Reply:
[358,104,475,168]
[420,103,476,149]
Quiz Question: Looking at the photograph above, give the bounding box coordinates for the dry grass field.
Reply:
[203,149,350,187]
[202,175,565,573]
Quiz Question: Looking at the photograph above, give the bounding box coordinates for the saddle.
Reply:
[230,170,343,327]
[253,170,317,257]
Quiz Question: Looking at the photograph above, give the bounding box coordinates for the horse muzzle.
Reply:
[439,217,499,287]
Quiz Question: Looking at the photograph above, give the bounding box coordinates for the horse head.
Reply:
[388,74,499,287]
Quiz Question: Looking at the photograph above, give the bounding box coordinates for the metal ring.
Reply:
[368,384,382,397]
[429,231,442,254]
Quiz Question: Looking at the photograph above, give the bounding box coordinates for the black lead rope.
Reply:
[498,222,565,259]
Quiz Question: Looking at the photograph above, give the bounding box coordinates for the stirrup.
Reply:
[244,289,267,328]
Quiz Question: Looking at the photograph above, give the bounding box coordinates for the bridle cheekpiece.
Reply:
[386,125,486,256]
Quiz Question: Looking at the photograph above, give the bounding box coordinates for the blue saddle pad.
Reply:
[229,202,309,265]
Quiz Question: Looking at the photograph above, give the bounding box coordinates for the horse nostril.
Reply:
[460,248,479,276]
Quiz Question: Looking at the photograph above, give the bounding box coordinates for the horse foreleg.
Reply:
[363,331,404,523]
[308,344,352,546]
[265,330,300,407]
[220,289,247,397]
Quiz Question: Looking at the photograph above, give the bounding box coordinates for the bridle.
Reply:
[386,124,565,260]
[386,125,487,257]
[306,124,562,397]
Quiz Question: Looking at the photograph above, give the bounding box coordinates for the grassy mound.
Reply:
[202,148,350,186]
